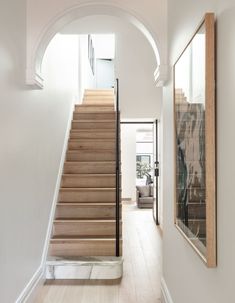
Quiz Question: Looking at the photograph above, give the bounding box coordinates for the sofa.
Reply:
[136,185,154,208]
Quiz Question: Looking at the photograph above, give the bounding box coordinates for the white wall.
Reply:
[62,15,162,119]
[162,1,235,302]
[0,1,78,302]
[92,34,115,59]
[78,34,115,93]
[26,0,167,80]
[78,35,96,101]
[121,125,137,201]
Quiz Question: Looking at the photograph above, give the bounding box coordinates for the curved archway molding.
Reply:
[26,2,168,88]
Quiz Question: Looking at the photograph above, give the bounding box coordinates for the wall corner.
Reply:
[26,68,44,89]
[154,64,169,87]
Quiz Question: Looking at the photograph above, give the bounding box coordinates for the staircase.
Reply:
[47,89,122,279]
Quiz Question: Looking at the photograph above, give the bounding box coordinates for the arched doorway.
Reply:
[25,3,165,88]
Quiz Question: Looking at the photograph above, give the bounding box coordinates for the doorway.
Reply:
[121,121,160,225]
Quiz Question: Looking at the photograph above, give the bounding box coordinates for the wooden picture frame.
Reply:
[173,13,216,267]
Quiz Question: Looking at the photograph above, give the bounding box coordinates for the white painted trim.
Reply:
[154,64,169,87]
[15,101,75,302]
[26,2,163,89]
[26,69,44,89]
[15,266,44,303]
[161,278,174,303]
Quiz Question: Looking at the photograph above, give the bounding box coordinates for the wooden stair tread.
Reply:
[60,188,116,191]
[57,202,116,206]
[69,138,115,142]
[70,129,115,132]
[67,149,115,152]
[75,104,114,107]
[75,108,115,113]
[74,111,115,114]
[67,150,116,154]
[72,120,115,123]
[63,162,116,174]
[85,89,114,92]
[54,219,118,222]
[51,236,119,241]
[64,161,115,164]
[57,218,117,221]
[62,174,116,177]
[69,130,116,139]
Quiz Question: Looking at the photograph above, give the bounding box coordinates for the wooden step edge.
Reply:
[57,202,117,206]
[83,97,114,100]
[64,161,116,164]
[67,147,116,151]
[55,217,118,221]
[51,236,121,241]
[73,111,115,114]
[62,173,116,176]
[60,188,116,191]
[84,89,114,92]
[83,100,115,102]
[83,97,115,100]
[72,120,115,123]
[84,92,114,95]
[83,94,114,97]
[54,219,120,223]
[66,149,115,153]
[75,104,115,107]
[58,201,117,204]
[62,174,116,177]
[70,129,116,132]
[68,138,116,142]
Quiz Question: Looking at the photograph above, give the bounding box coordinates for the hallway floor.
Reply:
[35,203,162,303]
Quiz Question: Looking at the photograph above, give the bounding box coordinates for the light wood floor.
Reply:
[34,203,162,303]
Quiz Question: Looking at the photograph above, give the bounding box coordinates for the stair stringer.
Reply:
[46,90,123,280]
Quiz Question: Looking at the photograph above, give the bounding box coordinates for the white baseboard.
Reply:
[15,266,44,303]
[15,102,74,303]
[161,278,174,303]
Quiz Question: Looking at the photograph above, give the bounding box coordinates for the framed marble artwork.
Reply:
[173,13,216,267]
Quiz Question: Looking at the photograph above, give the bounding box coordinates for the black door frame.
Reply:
[121,121,159,225]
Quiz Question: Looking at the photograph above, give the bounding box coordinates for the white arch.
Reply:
[26,2,164,88]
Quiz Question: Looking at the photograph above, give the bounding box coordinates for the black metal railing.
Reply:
[115,78,120,257]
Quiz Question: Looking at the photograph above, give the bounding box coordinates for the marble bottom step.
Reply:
[46,256,123,280]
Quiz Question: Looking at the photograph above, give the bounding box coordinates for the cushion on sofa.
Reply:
[136,185,150,197]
